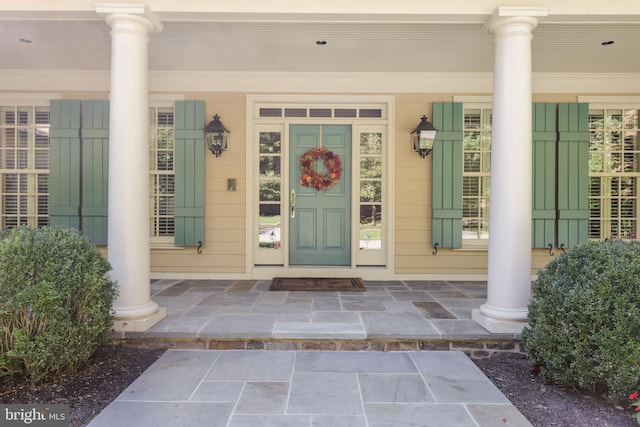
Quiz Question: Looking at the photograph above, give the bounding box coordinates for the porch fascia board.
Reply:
[4,0,640,20]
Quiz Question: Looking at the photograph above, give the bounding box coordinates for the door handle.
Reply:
[290,189,296,218]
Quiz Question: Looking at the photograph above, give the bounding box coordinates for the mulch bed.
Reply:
[0,345,165,427]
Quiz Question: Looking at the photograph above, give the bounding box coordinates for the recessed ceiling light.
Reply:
[315,40,327,46]
[19,38,32,44]
[601,40,615,46]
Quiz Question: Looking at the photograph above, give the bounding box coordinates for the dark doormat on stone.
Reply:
[269,277,365,292]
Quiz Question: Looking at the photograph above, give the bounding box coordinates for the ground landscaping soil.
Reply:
[0,345,636,427]
[473,352,636,427]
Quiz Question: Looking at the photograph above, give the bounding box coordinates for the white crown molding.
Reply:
[2,70,640,95]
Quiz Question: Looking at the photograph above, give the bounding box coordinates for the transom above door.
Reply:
[250,96,391,270]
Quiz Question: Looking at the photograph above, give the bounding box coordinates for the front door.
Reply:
[289,125,351,265]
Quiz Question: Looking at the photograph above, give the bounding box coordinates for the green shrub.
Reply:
[0,226,118,381]
[522,239,640,405]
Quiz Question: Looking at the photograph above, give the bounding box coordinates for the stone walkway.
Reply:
[96,279,532,426]
[112,279,520,348]
[88,349,532,427]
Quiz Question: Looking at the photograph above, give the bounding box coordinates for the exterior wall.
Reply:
[5,89,640,278]
[395,93,546,277]
[152,92,247,274]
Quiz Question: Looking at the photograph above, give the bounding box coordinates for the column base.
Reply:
[112,306,167,332]
[472,308,528,334]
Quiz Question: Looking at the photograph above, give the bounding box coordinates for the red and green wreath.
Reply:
[300,146,342,191]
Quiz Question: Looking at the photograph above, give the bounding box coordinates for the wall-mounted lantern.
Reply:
[411,115,437,158]
[205,114,230,157]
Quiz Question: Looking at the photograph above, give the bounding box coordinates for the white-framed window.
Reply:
[358,127,384,254]
[462,105,492,244]
[588,107,640,240]
[0,104,50,229]
[256,124,283,264]
[149,106,175,243]
[0,97,180,242]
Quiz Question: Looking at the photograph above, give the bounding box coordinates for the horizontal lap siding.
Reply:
[394,96,487,275]
[151,93,247,274]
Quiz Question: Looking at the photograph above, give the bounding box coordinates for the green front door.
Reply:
[289,125,351,265]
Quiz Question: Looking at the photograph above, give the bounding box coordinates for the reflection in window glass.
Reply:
[258,131,282,250]
[360,132,382,155]
[360,181,381,203]
[359,205,381,250]
[359,132,383,251]
[259,181,280,202]
[259,204,281,249]
[360,158,382,178]
[260,156,280,177]
[260,132,281,153]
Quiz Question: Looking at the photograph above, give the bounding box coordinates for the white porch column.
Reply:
[472,7,548,333]
[96,3,166,331]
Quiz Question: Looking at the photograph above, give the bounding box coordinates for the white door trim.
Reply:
[246,94,396,279]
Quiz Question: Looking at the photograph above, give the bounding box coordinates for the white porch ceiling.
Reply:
[1,15,640,74]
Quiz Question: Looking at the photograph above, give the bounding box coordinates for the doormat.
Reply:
[269,277,365,292]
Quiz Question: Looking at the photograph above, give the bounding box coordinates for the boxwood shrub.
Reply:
[0,226,118,381]
[521,239,640,405]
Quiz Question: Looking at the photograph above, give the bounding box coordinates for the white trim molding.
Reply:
[2,71,640,94]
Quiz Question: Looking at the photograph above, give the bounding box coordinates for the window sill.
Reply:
[453,246,488,252]
[150,243,184,250]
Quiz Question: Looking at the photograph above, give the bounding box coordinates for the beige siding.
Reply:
[396,94,457,274]
[167,93,249,273]
[52,90,637,277]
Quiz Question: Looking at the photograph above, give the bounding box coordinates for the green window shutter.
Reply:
[49,100,81,230]
[174,101,205,246]
[431,102,463,249]
[557,103,589,248]
[81,101,109,245]
[532,103,557,249]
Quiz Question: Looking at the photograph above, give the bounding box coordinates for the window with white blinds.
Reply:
[149,106,175,240]
[588,108,640,240]
[0,105,50,229]
[462,107,492,242]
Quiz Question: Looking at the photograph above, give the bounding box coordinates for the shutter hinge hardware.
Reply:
[197,241,203,254]
[432,243,439,256]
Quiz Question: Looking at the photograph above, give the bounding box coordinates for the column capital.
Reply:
[96,2,162,33]
[482,6,548,36]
